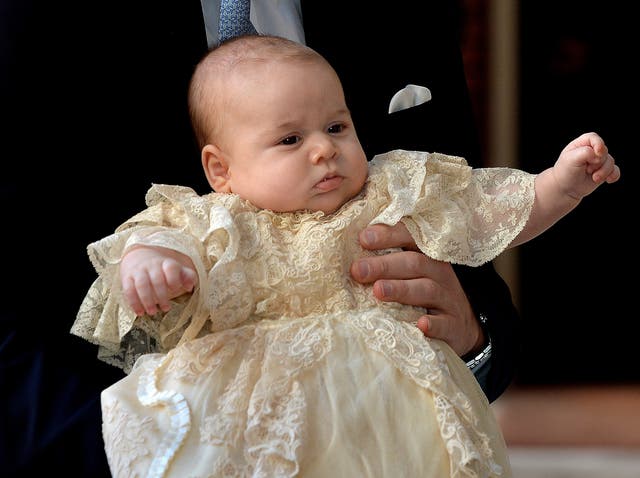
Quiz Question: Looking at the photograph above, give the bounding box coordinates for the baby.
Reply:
[73,35,619,478]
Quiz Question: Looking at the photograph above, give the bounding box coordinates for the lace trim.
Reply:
[350,309,503,477]
[137,356,191,478]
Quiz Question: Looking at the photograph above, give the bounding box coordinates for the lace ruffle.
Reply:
[369,150,535,266]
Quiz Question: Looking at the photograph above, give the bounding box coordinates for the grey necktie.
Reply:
[218,0,258,42]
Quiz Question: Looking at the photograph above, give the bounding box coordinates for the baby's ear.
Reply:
[202,144,231,192]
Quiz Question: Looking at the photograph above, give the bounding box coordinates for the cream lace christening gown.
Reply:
[72,150,534,478]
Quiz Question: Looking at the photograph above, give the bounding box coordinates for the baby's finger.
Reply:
[564,131,604,154]
[149,267,171,312]
[180,267,197,293]
[133,271,161,316]
[593,155,620,184]
[604,163,621,184]
[591,135,608,157]
[164,261,197,299]
[122,275,145,316]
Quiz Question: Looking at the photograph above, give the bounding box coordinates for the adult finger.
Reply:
[359,223,419,251]
[416,314,480,356]
[351,250,448,284]
[371,277,439,307]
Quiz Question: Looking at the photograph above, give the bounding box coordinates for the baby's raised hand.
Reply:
[120,245,197,316]
[554,132,621,200]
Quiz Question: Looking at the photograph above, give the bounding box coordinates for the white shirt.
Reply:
[199,0,305,47]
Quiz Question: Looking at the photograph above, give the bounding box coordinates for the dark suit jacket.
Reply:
[1,1,520,475]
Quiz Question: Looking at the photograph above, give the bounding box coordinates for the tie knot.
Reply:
[218,0,258,43]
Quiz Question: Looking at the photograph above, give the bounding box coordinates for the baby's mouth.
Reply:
[315,174,343,191]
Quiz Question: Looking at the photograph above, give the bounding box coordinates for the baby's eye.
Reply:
[280,135,300,145]
[328,124,345,134]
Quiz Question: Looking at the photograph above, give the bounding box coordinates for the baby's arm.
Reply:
[120,245,198,316]
[511,132,620,247]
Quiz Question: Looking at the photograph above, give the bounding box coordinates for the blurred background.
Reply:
[459,0,639,475]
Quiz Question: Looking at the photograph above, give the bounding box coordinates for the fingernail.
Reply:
[363,230,376,247]
[357,260,370,278]
[381,281,393,297]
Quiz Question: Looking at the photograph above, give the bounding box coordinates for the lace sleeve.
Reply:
[368,150,536,266]
[71,185,234,372]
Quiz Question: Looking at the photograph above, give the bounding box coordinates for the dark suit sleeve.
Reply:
[304,0,522,402]
[453,263,522,402]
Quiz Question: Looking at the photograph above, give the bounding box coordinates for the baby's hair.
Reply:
[188,34,329,149]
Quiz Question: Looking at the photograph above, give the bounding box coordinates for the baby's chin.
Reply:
[309,191,361,216]
[265,189,361,216]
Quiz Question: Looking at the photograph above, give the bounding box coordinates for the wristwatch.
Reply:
[464,313,492,371]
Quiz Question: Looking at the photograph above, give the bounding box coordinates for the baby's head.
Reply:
[188,35,368,215]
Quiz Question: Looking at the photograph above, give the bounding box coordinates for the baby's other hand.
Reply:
[555,132,621,199]
[120,245,197,316]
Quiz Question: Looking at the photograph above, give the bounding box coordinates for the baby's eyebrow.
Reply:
[331,108,351,119]
[269,108,352,134]
[273,120,299,131]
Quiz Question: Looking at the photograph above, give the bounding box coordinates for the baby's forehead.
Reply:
[212,42,326,74]
[234,52,324,75]
[208,55,327,95]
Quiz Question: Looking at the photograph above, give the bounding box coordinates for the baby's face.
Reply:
[216,59,368,214]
